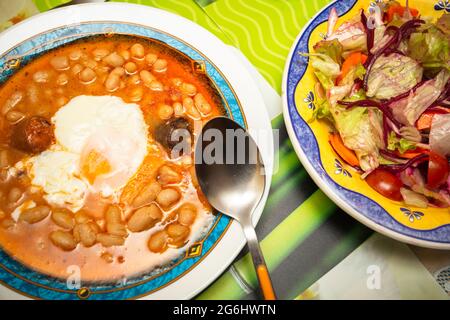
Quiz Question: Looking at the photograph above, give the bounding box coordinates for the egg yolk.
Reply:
[81,150,112,185]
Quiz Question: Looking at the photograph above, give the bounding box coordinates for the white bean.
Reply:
[33,71,49,83]
[180,83,197,96]
[56,73,69,86]
[79,67,97,84]
[171,78,182,87]
[130,43,145,59]
[150,80,163,91]
[71,64,83,75]
[74,211,92,224]
[153,59,167,73]
[145,53,157,65]
[139,70,156,87]
[56,96,68,107]
[148,230,168,253]
[96,233,125,247]
[105,205,122,223]
[105,205,127,237]
[103,52,125,67]
[173,102,184,117]
[92,48,110,61]
[27,86,39,104]
[128,74,141,85]
[73,222,98,247]
[166,223,190,246]
[83,59,98,70]
[105,73,120,92]
[2,91,22,115]
[50,230,77,251]
[50,56,69,70]
[8,187,22,203]
[178,204,197,226]
[6,111,25,124]
[101,252,114,263]
[130,86,144,102]
[183,97,201,120]
[156,188,181,208]
[128,204,162,232]
[157,165,182,185]
[69,49,82,61]
[0,150,9,168]
[157,104,174,120]
[194,93,212,115]
[124,61,137,74]
[111,67,125,77]
[119,49,130,61]
[19,205,50,224]
[52,210,75,229]
[96,65,111,75]
[132,181,161,207]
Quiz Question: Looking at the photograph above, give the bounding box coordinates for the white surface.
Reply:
[0,3,274,300]
[300,234,448,300]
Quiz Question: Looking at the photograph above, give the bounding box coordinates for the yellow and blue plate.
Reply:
[282,0,450,249]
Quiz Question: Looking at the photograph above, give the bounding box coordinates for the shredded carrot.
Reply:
[395,149,427,159]
[329,133,359,166]
[386,5,419,23]
[336,52,367,84]
[416,108,450,131]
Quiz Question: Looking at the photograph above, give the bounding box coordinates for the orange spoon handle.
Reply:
[256,264,277,300]
[242,222,277,300]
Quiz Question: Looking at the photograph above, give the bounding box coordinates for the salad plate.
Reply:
[282,0,450,249]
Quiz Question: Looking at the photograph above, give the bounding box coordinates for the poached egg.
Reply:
[26,95,148,212]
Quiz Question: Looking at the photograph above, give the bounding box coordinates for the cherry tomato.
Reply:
[366,169,403,201]
[427,151,449,189]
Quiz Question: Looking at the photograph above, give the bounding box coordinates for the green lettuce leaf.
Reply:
[314,71,334,91]
[313,39,344,65]
[311,96,333,122]
[339,63,366,86]
[366,53,423,99]
[302,52,341,78]
[387,131,417,153]
[436,13,450,36]
[408,26,450,76]
[343,88,367,102]
[329,101,384,171]
[391,69,450,125]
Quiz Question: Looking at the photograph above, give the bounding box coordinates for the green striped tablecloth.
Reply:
[9,0,374,300]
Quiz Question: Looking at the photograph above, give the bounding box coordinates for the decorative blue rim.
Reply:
[0,22,245,299]
[286,0,450,244]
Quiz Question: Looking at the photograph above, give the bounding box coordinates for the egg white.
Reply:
[28,150,86,212]
[26,95,149,212]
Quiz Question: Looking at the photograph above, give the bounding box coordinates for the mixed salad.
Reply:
[307,1,450,208]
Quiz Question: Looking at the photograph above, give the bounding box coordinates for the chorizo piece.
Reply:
[10,116,54,154]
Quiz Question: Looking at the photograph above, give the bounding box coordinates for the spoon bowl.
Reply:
[194,117,265,223]
[194,117,276,300]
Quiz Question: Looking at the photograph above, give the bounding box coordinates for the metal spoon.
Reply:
[194,116,276,300]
